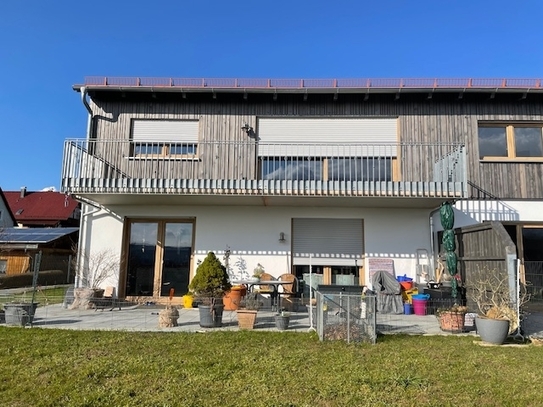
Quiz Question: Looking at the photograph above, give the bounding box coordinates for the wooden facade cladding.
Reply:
[80,93,543,199]
[453,221,516,312]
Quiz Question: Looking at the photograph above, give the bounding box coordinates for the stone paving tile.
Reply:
[8,302,543,339]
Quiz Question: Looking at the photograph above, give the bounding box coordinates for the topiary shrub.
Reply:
[189,252,231,302]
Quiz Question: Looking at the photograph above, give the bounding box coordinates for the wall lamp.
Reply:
[279,232,286,243]
[241,122,254,134]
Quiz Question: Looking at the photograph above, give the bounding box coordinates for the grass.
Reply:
[0,287,68,307]
[0,329,543,406]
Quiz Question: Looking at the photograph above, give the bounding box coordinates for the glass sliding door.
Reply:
[161,222,193,297]
[126,222,158,296]
[125,219,194,299]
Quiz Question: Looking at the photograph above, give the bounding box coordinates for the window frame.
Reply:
[130,119,200,161]
[131,141,198,160]
[478,122,543,162]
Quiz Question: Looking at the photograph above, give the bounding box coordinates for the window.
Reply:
[258,118,397,182]
[261,157,391,182]
[131,120,199,158]
[0,260,6,274]
[133,142,197,157]
[478,123,543,160]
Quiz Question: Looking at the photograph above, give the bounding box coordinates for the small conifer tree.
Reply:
[189,252,231,299]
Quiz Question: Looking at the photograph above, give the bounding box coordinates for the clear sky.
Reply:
[1,0,542,192]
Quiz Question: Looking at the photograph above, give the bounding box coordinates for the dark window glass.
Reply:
[478,127,507,158]
[514,127,543,157]
[522,228,543,261]
[328,157,391,182]
[262,158,322,181]
[170,144,197,155]
[134,143,162,155]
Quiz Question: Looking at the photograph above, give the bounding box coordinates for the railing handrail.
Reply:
[81,77,543,90]
[64,138,465,147]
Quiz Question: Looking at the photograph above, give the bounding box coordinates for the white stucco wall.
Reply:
[430,200,543,232]
[80,204,436,289]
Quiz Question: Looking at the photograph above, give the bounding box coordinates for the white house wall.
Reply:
[429,200,543,233]
[80,204,434,290]
[79,203,124,288]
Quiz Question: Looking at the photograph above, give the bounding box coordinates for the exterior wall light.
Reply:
[279,232,286,243]
[241,122,253,134]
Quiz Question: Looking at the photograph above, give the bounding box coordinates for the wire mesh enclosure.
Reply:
[315,291,377,344]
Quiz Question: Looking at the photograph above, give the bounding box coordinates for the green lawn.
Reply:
[1,287,68,306]
[1,329,542,407]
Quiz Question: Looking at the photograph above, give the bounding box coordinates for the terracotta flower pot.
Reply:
[224,289,242,311]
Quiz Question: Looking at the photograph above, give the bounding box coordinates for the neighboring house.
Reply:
[61,77,543,304]
[0,188,16,229]
[1,189,79,278]
[4,188,81,228]
[0,227,78,276]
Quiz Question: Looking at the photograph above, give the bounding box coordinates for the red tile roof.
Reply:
[4,191,80,227]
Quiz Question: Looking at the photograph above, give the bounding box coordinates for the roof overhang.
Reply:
[73,77,543,97]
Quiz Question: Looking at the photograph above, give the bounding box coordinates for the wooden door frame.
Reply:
[120,217,195,304]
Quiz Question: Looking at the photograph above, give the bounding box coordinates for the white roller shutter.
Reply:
[292,218,363,266]
[132,120,199,142]
[258,118,397,156]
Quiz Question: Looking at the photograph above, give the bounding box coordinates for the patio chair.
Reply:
[94,286,121,311]
[253,273,278,310]
[278,273,298,311]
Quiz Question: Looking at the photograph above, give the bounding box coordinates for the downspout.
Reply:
[80,86,93,137]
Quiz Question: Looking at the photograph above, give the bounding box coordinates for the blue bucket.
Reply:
[403,303,412,315]
[412,294,430,300]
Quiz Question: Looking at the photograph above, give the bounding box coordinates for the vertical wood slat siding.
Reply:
[90,97,543,198]
[0,254,31,275]
[455,222,515,312]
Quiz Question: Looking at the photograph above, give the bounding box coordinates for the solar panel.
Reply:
[0,227,78,244]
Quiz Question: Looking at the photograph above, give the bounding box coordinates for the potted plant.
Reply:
[2,288,39,327]
[4,301,39,327]
[436,304,468,333]
[158,288,179,328]
[251,263,265,282]
[70,248,119,310]
[236,292,260,330]
[188,252,231,328]
[469,267,529,344]
[275,309,291,331]
[224,285,244,311]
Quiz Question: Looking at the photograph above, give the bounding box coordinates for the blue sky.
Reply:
[1,0,542,191]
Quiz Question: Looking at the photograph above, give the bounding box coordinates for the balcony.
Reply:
[61,139,467,202]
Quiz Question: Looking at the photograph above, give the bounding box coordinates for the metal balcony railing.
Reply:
[83,76,543,90]
[61,139,467,198]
